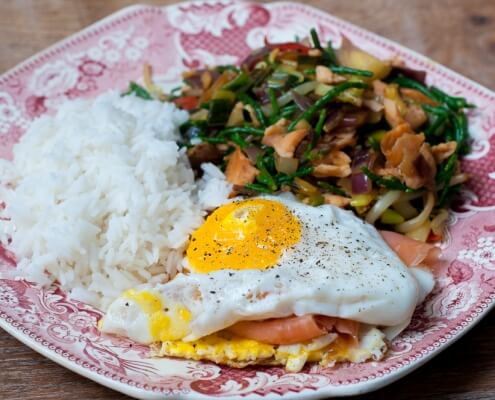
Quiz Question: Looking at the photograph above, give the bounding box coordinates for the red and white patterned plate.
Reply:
[1,1,494,398]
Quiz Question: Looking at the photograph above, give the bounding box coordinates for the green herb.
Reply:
[238,93,269,127]
[322,40,338,66]
[255,155,277,191]
[217,126,265,138]
[276,166,314,186]
[216,65,241,73]
[279,104,299,119]
[303,109,327,160]
[303,68,316,75]
[288,81,368,131]
[200,136,226,144]
[330,66,373,77]
[362,167,417,192]
[310,28,322,50]
[450,112,469,155]
[430,86,474,110]
[293,165,314,177]
[436,154,458,206]
[268,87,280,118]
[317,181,348,197]
[208,99,234,126]
[230,132,249,148]
[245,183,273,194]
[393,76,473,111]
[123,82,152,100]
[222,71,250,91]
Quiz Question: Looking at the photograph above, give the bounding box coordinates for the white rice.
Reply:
[0,91,231,310]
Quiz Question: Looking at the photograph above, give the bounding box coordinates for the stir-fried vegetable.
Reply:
[133,29,473,242]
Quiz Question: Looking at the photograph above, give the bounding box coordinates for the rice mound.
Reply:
[0,91,231,310]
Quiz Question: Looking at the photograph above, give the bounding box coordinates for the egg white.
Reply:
[101,195,434,343]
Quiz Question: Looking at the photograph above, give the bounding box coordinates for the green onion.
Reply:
[430,86,474,110]
[293,165,314,177]
[208,99,234,126]
[425,112,448,138]
[230,132,249,148]
[123,82,152,100]
[216,65,241,73]
[449,112,469,155]
[279,104,299,119]
[317,181,348,197]
[322,40,338,66]
[393,76,473,111]
[303,109,327,161]
[255,155,277,191]
[437,154,458,206]
[362,167,417,192]
[200,136,226,144]
[314,109,327,141]
[288,81,368,131]
[222,71,250,91]
[310,28,322,50]
[238,93,269,127]
[268,87,280,118]
[217,126,265,138]
[330,66,373,77]
[303,68,316,75]
[245,183,273,194]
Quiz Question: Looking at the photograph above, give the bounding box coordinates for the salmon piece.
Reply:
[380,124,436,189]
[262,119,309,158]
[400,88,438,106]
[431,141,457,164]
[314,316,360,342]
[227,314,359,345]
[224,147,259,186]
[380,230,440,268]
[312,150,352,178]
[323,193,351,208]
[404,104,427,130]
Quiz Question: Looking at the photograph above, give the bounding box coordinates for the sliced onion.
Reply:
[275,153,299,175]
[449,173,469,186]
[363,99,384,112]
[398,191,424,202]
[351,150,372,194]
[323,108,344,133]
[244,146,264,165]
[352,149,370,169]
[366,190,402,224]
[351,172,371,194]
[395,192,435,233]
[242,47,272,70]
[340,110,368,128]
[262,81,318,115]
[292,91,313,111]
[392,200,418,219]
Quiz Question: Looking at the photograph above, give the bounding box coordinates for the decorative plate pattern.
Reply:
[1,1,494,398]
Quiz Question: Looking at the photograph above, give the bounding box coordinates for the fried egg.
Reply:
[100,195,434,369]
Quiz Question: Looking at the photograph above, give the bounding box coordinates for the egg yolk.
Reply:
[186,198,301,273]
[123,289,191,341]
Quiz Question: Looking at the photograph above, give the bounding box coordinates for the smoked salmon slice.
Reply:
[380,230,440,268]
[227,231,438,346]
[227,315,359,345]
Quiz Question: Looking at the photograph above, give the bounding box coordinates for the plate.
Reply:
[1,1,495,399]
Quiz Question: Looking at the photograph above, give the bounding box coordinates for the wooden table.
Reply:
[1,1,494,399]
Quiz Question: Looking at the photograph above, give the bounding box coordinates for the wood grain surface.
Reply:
[1,1,494,399]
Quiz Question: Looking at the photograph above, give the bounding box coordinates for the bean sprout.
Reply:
[395,191,435,233]
[365,190,402,224]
